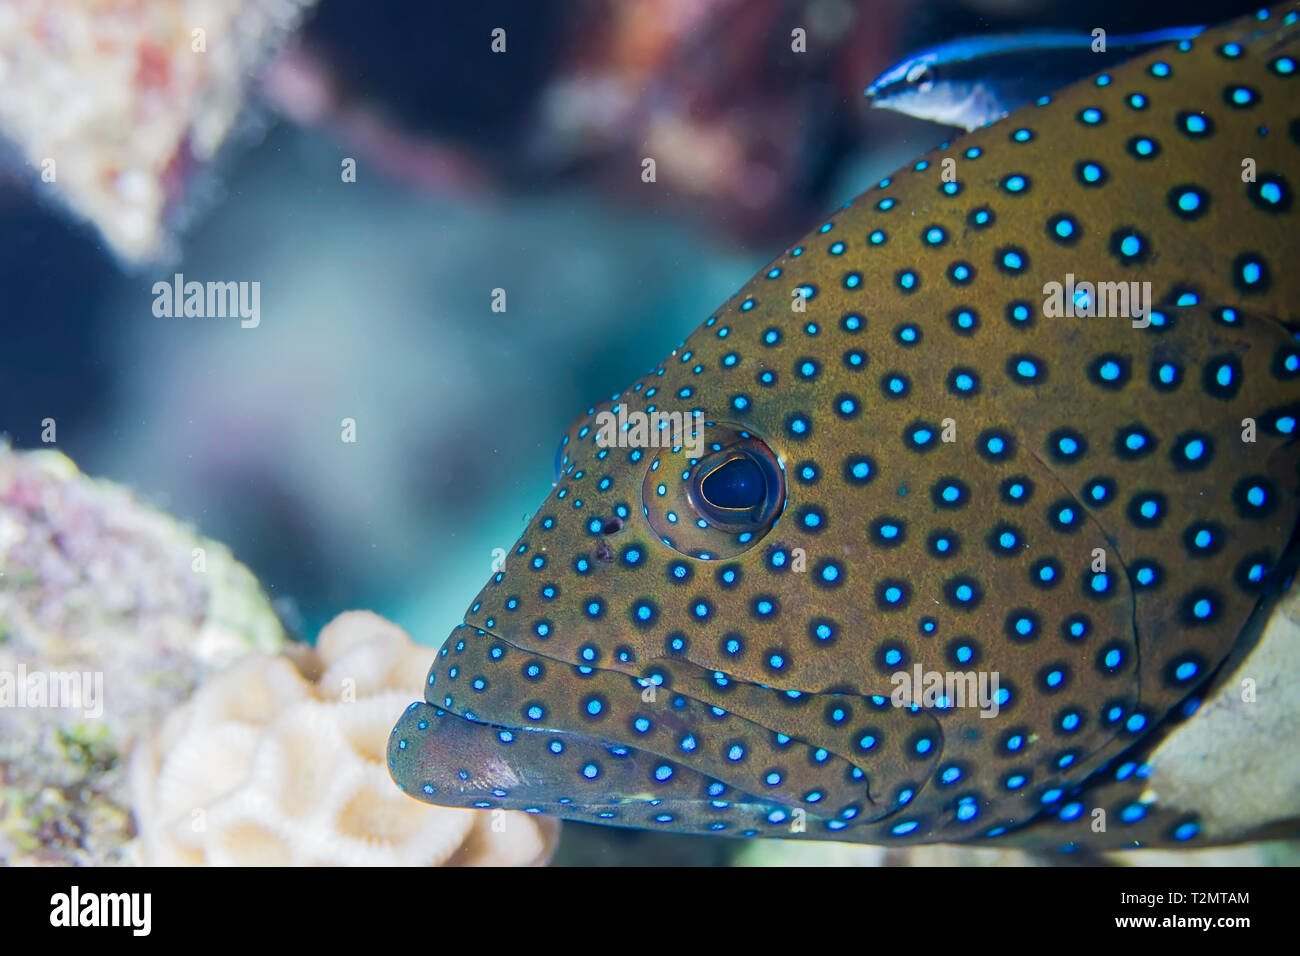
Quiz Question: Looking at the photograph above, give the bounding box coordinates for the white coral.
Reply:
[130,611,559,866]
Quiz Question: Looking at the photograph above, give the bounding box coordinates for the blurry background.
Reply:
[0,0,1264,864]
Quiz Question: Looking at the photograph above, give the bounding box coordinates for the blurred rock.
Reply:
[0,0,318,263]
[1142,577,1300,845]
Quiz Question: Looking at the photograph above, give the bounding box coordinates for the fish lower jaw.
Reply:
[388,701,832,836]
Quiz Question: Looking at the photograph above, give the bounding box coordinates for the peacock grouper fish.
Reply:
[390,7,1300,850]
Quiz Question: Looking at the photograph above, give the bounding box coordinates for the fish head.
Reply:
[388,336,969,837]
[866,50,941,104]
[867,51,1004,131]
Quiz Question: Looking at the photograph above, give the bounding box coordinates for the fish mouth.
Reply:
[387,623,810,834]
[389,622,940,837]
[389,700,800,834]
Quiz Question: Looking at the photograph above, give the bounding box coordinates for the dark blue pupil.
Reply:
[701,457,764,510]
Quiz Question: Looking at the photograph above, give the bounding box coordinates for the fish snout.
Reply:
[389,701,544,807]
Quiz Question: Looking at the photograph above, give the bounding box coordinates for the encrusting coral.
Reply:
[130,610,559,866]
[0,445,285,865]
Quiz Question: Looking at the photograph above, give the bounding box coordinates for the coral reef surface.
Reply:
[0,445,284,864]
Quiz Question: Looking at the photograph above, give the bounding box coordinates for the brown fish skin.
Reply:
[390,6,1300,849]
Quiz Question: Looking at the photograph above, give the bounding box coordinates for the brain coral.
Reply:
[130,611,558,866]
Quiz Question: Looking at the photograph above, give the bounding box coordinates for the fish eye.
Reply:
[905,62,936,92]
[641,422,786,559]
[685,438,783,539]
[694,453,772,526]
